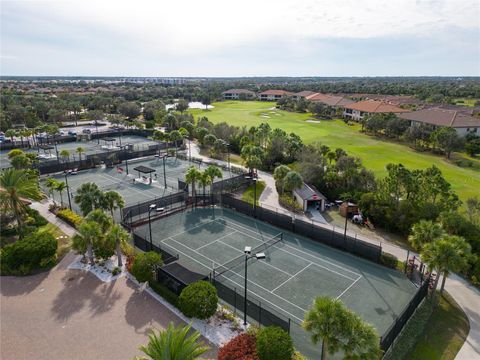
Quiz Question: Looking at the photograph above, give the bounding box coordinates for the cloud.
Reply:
[1,0,479,76]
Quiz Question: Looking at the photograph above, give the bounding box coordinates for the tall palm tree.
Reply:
[101,191,125,222]
[55,181,67,207]
[73,220,102,265]
[139,322,208,360]
[5,129,16,144]
[303,297,352,360]
[0,168,43,227]
[60,149,70,166]
[76,146,85,163]
[85,209,112,234]
[421,235,471,296]
[273,165,290,194]
[106,224,130,267]
[343,316,381,360]
[198,171,211,201]
[74,182,102,216]
[168,130,182,157]
[408,220,445,251]
[45,178,60,204]
[204,165,223,192]
[185,166,201,198]
[283,171,303,199]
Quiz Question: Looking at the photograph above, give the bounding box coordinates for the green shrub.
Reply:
[56,209,83,228]
[25,208,48,227]
[255,326,294,360]
[278,194,303,213]
[380,252,400,270]
[178,280,218,319]
[0,230,57,275]
[112,267,121,276]
[130,251,163,283]
[292,350,307,360]
[149,281,179,307]
[382,298,433,360]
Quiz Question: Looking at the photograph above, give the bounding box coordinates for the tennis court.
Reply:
[134,206,418,358]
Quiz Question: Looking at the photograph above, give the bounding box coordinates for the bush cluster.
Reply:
[130,251,162,283]
[218,333,259,360]
[149,281,179,307]
[56,209,83,228]
[218,326,296,360]
[278,194,303,213]
[178,281,218,319]
[1,230,57,275]
[380,253,400,270]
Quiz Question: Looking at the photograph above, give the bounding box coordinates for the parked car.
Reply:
[68,130,77,136]
[82,128,92,134]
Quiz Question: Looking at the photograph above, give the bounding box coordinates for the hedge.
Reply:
[0,230,57,275]
[56,209,83,228]
[130,251,163,283]
[256,326,294,360]
[149,281,179,307]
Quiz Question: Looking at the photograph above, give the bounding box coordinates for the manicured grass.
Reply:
[242,180,265,205]
[408,292,469,360]
[190,101,480,203]
[38,223,71,261]
[453,98,478,107]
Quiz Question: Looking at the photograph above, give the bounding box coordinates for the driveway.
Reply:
[0,253,217,360]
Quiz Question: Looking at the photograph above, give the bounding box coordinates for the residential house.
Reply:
[306,93,354,107]
[258,90,293,101]
[399,108,480,137]
[291,90,317,100]
[343,99,409,121]
[222,89,256,100]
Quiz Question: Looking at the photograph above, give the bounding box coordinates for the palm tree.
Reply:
[45,178,60,204]
[421,235,471,296]
[74,182,102,216]
[204,165,223,191]
[55,181,67,207]
[408,220,445,251]
[73,220,102,265]
[273,165,290,194]
[343,317,381,360]
[0,168,43,227]
[139,322,208,360]
[303,297,353,360]
[168,130,182,157]
[106,224,130,267]
[101,191,125,222]
[185,166,201,198]
[76,146,85,163]
[198,171,211,201]
[326,151,336,165]
[283,171,303,199]
[5,129,16,144]
[60,149,70,166]
[85,209,112,234]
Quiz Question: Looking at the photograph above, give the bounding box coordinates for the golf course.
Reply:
[190,101,480,203]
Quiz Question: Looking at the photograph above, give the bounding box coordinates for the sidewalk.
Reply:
[30,199,77,237]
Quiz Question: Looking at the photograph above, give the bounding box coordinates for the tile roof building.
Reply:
[258,90,293,101]
[343,99,409,121]
[399,108,480,136]
[222,89,256,100]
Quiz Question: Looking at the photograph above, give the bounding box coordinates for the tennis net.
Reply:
[214,232,283,278]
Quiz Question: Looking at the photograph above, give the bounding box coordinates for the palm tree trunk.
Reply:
[431,271,440,303]
[87,243,94,265]
[116,241,123,267]
[440,272,448,294]
[321,339,327,360]
[59,191,64,206]
[111,209,115,223]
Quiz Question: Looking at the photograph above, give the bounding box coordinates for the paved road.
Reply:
[187,141,480,359]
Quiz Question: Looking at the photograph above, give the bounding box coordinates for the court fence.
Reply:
[132,232,179,265]
[380,277,430,353]
[220,194,382,263]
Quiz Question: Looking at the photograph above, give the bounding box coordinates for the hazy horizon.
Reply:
[1,0,479,77]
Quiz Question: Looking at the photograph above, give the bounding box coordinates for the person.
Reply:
[154,173,157,180]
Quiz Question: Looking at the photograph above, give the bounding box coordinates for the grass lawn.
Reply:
[408,292,469,360]
[242,180,266,205]
[190,101,480,203]
[453,98,478,107]
[38,223,72,261]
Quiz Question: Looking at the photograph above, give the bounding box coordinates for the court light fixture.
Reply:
[255,253,266,260]
[149,203,156,210]
[244,246,252,254]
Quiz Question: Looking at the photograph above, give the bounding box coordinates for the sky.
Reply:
[1,0,479,77]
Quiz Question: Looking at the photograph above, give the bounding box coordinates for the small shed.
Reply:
[157,262,208,295]
[339,202,359,218]
[293,183,327,212]
[133,165,155,184]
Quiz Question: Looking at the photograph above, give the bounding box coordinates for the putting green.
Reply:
[190,101,480,203]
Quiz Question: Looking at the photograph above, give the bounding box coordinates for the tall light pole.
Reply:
[148,204,156,251]
[64,172,72,211]
[243,246,266,326]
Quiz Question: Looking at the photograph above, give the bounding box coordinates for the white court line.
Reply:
[336,276,363,300]
[100,173,164,198]
[160,238,306,322]
[195,230,238,250]
[220,222,357,282]
[271,263,313,293]
[163,218,218,242]
[219,218,361,278]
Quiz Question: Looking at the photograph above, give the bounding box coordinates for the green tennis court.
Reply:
[134,206,418,358]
